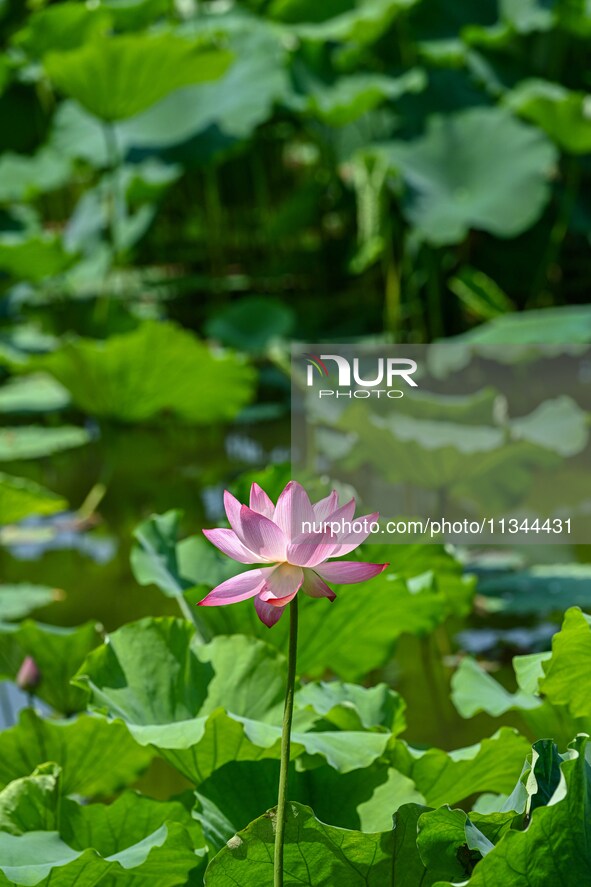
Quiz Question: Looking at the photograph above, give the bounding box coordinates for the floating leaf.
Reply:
[34,321,255,424]
[0,374,70,414]
[44,33,233,121]
[379,107,557,245]
[0,426,90,461]
[0,585,61,621]
[454,306,591,344]
[478,564,591,615]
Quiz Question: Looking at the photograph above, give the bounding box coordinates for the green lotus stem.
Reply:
[274,595,298,887]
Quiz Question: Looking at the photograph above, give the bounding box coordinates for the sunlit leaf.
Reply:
[33,321,256,424]
[0,709,152,797]
[73,618,393,782]
[44,33,233,121]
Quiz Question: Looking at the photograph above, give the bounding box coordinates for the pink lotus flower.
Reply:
[198,481,388,627]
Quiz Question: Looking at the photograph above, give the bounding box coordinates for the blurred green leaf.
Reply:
[506,79,591,153]
[0,237,74,282]
[0,426,90,461]
[0,374,70,414]
[44,33,233,122]
[33,321,256,424]
[205,296,295,353]
[379,107,557,245]
[13,2,111,59]
[0,473,66,525]
[454,306,591,343]
[0,585,61,621]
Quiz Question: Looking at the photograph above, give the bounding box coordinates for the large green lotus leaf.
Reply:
[511,395,589,460]
[0,620,101,715]
[389,728,530,808]
[435,734,591,886]
[454,305,591,344]
[451,657,542,718]
[33,321,255,423]
[379,107,556,245]
[119,16,290,150]
[0,374,70,415]
[540,607,591,718]
[195,758,424,849]
[205,799,469,886]
[0,148,72,202]
[303,70,426,127]
[0,426,90,461]
[0,585,61,621]
[478,564,591,615]
[0,238,74,282]
[0,708,152,797]
[73,618,392,782]
[13,2,111,58]
[205,800,398,886]
[506,79,591,153]
[0,765,203,886]
[0,473,66,525]
[44,33,233,122]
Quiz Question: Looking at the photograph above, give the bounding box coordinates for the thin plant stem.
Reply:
[177,591,211,644]
[274,595,299,887]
